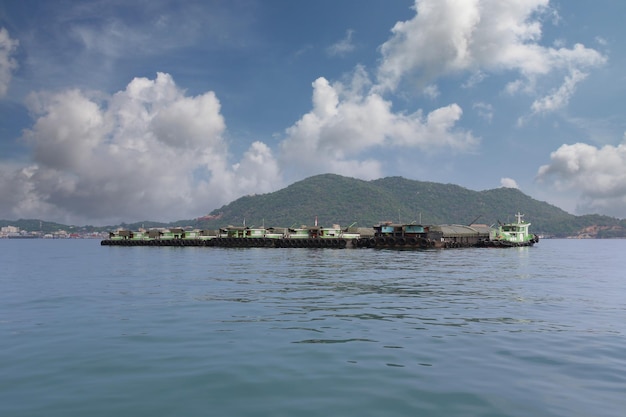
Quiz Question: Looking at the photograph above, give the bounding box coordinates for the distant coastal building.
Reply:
[1,225,21,238]
[2,225,19,234]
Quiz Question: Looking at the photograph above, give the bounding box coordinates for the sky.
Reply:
[1,0,625,226]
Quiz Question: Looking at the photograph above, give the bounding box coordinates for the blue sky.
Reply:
[1,0,625,225]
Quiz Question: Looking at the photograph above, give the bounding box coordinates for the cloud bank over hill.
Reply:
[1,73,281,224]
[537,141,626,218]
[1,0,622,224]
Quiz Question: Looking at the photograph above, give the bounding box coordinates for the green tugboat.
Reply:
[479,212,539,247]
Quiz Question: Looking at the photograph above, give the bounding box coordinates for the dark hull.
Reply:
[353,236,440,249]
[475,239,537,248]
[101,237,352,248]
[101,236,537,249]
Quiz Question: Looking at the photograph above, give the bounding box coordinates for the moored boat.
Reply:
[477,212,539,247]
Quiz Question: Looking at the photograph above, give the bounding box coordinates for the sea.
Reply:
[1,238,624,417]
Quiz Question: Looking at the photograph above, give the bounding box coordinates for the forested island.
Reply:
[3,174,626,238]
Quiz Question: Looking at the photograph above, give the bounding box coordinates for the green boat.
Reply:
[480,212,539,247]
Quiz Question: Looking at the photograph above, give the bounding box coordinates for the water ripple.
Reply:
[1,239,625,417]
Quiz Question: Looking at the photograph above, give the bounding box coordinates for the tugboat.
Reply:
[479,212,539,247]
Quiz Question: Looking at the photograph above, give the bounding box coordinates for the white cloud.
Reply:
[0,27,19,97]
[500,177,519,189]
[473,102,494,123]
[462,71,487,89]
[422,84,440,99]
[327,29,356,57]
[232,141,283,194]
[537,142,626,217]
[376,0,606,108]
[0,73,281,225]
[530,69,588,115]
[278,71,479,180]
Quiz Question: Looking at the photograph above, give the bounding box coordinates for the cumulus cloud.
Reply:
[500,177,519,189]
[536,142,626,217]
[278,69,479,180]
[0,27,19,97]
[0,73,281,225]
[376,0,605,109]
[232,141,282,193]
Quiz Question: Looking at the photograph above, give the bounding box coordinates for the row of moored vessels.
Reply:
[101,213,539,249]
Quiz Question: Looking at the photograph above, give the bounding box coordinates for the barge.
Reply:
[101,214,538,249]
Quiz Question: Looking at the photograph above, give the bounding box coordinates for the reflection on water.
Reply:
[190,247,560,338]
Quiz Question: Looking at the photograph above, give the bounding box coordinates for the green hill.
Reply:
[187,174,624,237]
[4,174,626,237]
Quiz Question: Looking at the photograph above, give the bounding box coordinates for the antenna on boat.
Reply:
[468,215,481,226]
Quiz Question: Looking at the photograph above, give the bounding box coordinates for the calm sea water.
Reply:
[1,239,624,417]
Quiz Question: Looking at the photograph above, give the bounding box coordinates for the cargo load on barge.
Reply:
[209,224,359,248]
[101,224,360,248]
[353,223,492,249]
